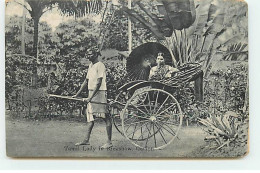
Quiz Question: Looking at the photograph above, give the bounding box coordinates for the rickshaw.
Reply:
[50,42,203,150]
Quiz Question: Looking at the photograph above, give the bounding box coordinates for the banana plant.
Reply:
[222,43,248,61]
[170,0,247,77]
[121,0,196,67]
[120,0,248,76]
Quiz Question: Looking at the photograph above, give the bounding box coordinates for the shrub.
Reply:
[198,111,248,156]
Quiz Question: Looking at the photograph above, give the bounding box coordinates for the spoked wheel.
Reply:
[112,90,133,136]
[121,88,183,150]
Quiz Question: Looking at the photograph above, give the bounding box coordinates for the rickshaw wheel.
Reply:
[113,88,159,141]
[121,88,183,150]
[112,90,133,136]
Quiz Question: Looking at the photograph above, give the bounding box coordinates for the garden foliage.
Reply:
[6,1,248,121]
[197,111,248,156]
[121,0,248,76]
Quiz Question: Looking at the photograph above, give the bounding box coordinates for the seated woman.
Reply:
[149,52,179,81]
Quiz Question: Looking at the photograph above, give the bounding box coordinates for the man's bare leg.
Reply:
[101,114,112,148]
[75,121,94,145]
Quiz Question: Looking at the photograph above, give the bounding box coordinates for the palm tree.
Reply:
[13,0,103,86]
[14,0,103,59]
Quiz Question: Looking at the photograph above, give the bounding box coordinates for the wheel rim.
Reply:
[113,90,132,136]
[121,88,183,150]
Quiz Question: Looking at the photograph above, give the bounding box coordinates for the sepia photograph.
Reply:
[5,0,249,158]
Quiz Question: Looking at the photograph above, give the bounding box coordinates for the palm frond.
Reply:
[57,0,103,17]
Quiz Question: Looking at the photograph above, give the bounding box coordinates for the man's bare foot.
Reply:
[75,140,90,146]
[100,143,113,149]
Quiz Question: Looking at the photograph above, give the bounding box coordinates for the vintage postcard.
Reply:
[5,0,248,158]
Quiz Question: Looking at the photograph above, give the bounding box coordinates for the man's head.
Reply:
[86,46,101,62]
[156,52,165,66]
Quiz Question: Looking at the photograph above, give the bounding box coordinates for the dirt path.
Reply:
[6,116,207,158]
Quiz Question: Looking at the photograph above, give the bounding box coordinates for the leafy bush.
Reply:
[52,19,99,69]
[5,55,36,97]
[179,62,248,126]
[204,62,248,115]
[105,61,128,99]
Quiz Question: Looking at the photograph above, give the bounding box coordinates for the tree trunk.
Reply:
[242,74,249,114]
[32,16,40,88]
[128,0,132,53]
[194,71,204,102]
[33,16,39,60]
[173,30,182,66]
[21,0,26,55]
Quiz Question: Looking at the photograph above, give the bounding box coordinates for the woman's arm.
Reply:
[169,66,179,73]
[149,67,156,80]
[165,66,179,78]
